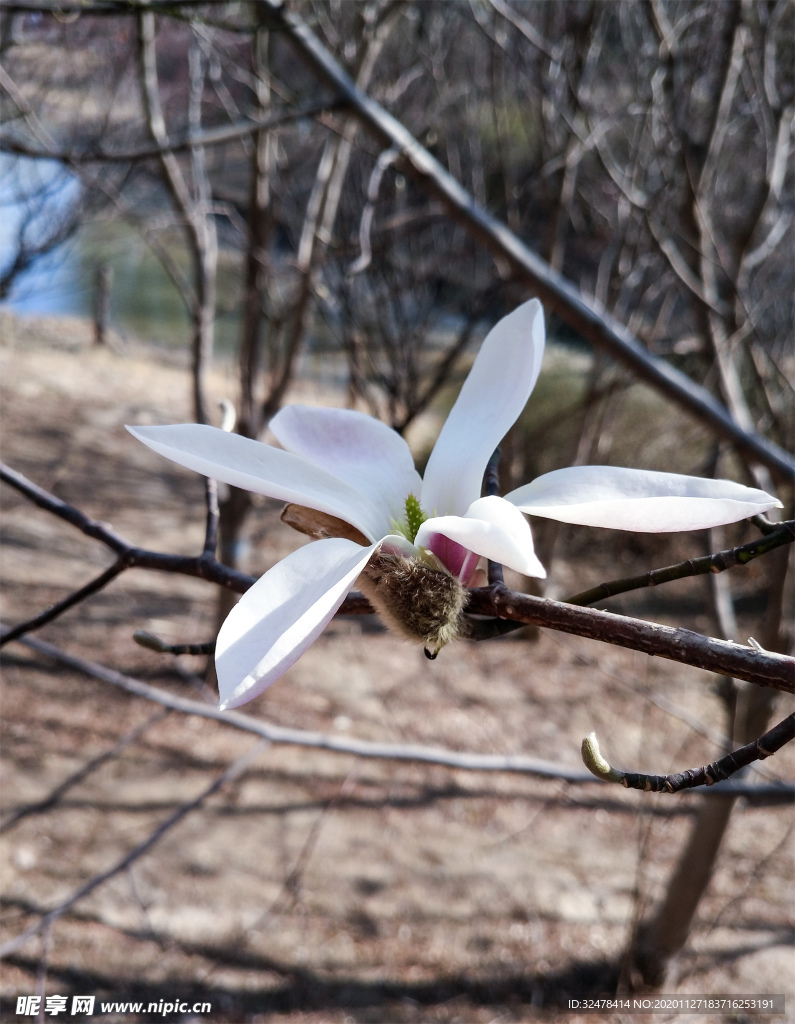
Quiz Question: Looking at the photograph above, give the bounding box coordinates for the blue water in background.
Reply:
[0,155,244,349]
[0,156,85,315]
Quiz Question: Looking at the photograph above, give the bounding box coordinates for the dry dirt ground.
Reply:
[0,313,792,1024]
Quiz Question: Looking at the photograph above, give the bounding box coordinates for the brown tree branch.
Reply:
[466,583,794,694]
[0,461,254,605]
[0,559,127,646]
[2,460,794,692]
[565,520,795,607]
[582,713,795,794]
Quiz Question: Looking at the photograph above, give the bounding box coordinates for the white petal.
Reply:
[416,495,546,578]
[377,532,423,559]
[216,538,377,709]
[421,299,545,516]
[506,466,783,532]
[270,405,422,526]
[127,423,386,541]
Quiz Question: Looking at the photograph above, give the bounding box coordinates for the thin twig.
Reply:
[0,100,344,164]
[348,143,401,276]
[0,740,268,960]
[0,559,127,646]
[133,631,215,656]
[582,713,795,794]
[0,461,254,628]
[565,520,795,607]
[202,477,220,556]
[750,513,780,535]
[1,462,129,555]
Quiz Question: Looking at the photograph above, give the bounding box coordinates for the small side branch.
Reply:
[0,100,344,164]
[0,560,126,646]
[566,520,795,606]
[0,462,129,555]
[582,714,795,794]
[0,460,254,645]
[348,143,401,276]
[133,631,215,656]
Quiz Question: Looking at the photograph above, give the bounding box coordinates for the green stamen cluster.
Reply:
[404,493,427,542]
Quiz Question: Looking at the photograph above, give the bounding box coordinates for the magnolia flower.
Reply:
[128,299,780,709]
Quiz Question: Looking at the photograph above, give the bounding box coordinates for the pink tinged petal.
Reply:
[416,495,547,579]
[424,533,472,580]
[216,538,377,709]
[421,534,481,584]
[457,549,482,585]
[506,466,783,532]
[421,299,545,517]
[127,423,385,542]
[270,405,423,528]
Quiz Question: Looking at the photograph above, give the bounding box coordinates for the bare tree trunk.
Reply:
[213,7,275,617]
[137,10,217,426]
[214,0,401,582]
[187,34,218,429]
[93,263,113,346]
[629,543,789,987]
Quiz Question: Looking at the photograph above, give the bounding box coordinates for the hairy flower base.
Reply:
[358,552,468,657]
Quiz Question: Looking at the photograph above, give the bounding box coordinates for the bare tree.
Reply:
[0,0,792,1005]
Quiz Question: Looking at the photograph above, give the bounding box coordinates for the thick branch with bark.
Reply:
[465,584,794,694]
[2,460,794,693]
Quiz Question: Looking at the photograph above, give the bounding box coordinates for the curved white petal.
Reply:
[270,405,423,527]
[216,538,376,709]
[377,532,422,559]
[127,423,386,541]
[506,465,782,532]
[421,299,545,516]
[416,495,546,578]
